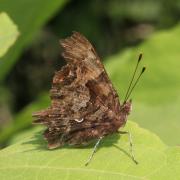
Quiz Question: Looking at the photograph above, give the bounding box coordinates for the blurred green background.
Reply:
[0,0,180,148]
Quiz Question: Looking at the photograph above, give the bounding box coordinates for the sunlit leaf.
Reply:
[1,121,179,179]
[0,12,19,58]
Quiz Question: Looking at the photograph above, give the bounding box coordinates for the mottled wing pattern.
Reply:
[33,32,121,149]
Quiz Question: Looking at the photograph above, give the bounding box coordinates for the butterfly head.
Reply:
[121,99,132,115]
[116,99,132,127]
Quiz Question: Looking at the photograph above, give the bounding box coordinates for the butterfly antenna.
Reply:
[125,66,146,101]
[123,53,143,104]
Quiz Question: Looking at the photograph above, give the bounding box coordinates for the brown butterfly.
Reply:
[33,32,145,165]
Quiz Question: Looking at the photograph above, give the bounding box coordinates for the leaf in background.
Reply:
[0,121,179,179]
[105,24,180,145]
[0,0,68,82]
[0,12,19,58]
[0,93,49,145]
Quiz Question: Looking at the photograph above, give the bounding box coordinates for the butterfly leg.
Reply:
[85,136,103,166]
[118,131,138,164]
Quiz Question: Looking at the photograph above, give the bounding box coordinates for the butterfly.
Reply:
[33,32,145,165]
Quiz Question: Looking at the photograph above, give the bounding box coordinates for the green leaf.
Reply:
[0,121,179,179]
[0,0,68,82]
[105,24,180,145]
[0,12,19,58]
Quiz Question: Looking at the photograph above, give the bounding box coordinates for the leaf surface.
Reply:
[0,121,179,180]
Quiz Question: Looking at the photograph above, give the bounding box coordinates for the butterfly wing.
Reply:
[33,32,122,149]
[60,32,121,110]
